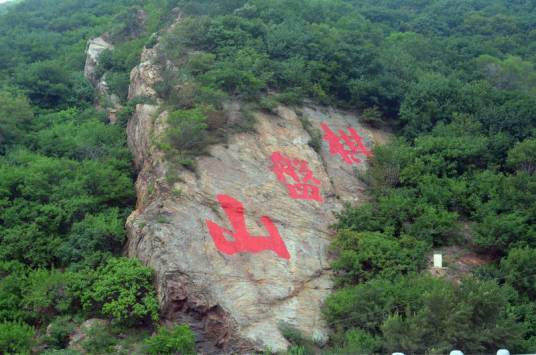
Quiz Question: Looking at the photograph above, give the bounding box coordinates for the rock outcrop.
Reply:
[84,36,113,85]
[84,36,122,123]
[125,45,388,353]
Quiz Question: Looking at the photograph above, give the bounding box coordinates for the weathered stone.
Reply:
[128,45,161,100]
[83,36,124,124]
[125,25,388,353]
[84,37,113,85]
[126,108,385,352]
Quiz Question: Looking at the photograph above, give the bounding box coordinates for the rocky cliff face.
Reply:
[125,44,387,353]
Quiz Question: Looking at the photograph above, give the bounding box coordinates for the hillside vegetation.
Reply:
[0,0,191,353]
[135,0,536,353]
[0,0,535,353]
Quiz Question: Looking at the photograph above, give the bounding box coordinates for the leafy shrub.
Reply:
[338,329,379,354]
[362,106,384,127]
[0,321,35,354]
[335,190,460,246]
[106,71,130,101]
[144,324,196,355]
[0,90,34,152]
[259,96,279,112]
[474,212,530,253]
[331,231,428,286]
[160,107,210,167]
[45,317,76,349]
[279,323,315,354]
[59,209,126,267]
[81,323,118,354]
[82,258,159,325]
[22,269,77,324]
[502,247,536,300]
[165,108,208,152]
[116,96,156,127]
[0,261,27,322]
[507,137,536,175]
[323,276,524,354]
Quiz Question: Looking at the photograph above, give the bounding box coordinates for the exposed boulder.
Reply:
[127,44,162,101]
[84,36,113,85]
[83,36,122,123]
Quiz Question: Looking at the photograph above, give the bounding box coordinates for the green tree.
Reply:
[0,90,33,151]
[82,258,159,325]
[507,137,536,175]
[502,247,536,300]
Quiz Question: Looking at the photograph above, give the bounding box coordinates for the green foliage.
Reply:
[0,147,135,267]
[323,276,524,354]
[399,73,462,137]
[0,0,174,351]
[0,261,27,322]
[0,90,33,151]
[507,137,536,175]
[476,55,536,91]
[333,329,379,355]
[81,323,118,354]
[82,258,159,325]
[97,37,148,102]
[160,107,210,166]
[59,209,126,267]
[21,269,77,324]
[382,279,523,353]
[331,231,427,286]
[335,189,459,246]
[15,61,94,109]
[144,324,196,355]
[1,0,536,352]
[362,106,384,127]
[166,108,208,152]
[159,1,382,108]
[279,323,315,355]
[502,247,536,301]
[0,321,35,354]
[106,71,131,101]
[45,317,76,350]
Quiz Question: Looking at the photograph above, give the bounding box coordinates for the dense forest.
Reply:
[0,0,535,353]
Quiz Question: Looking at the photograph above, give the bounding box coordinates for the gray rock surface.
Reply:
[84,36,113,84]
[84,36,123,123]
[125,46,388,353]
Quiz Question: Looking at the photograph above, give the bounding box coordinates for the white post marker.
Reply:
[449,351,464,355]
[433,253,443,268]
[497,350,510,355]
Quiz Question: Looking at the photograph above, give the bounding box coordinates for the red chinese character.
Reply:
[206,194,290,259]
[270,152,323,202]
[320,123,372,164]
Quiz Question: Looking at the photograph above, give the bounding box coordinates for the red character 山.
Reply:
[206,194,290,259]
